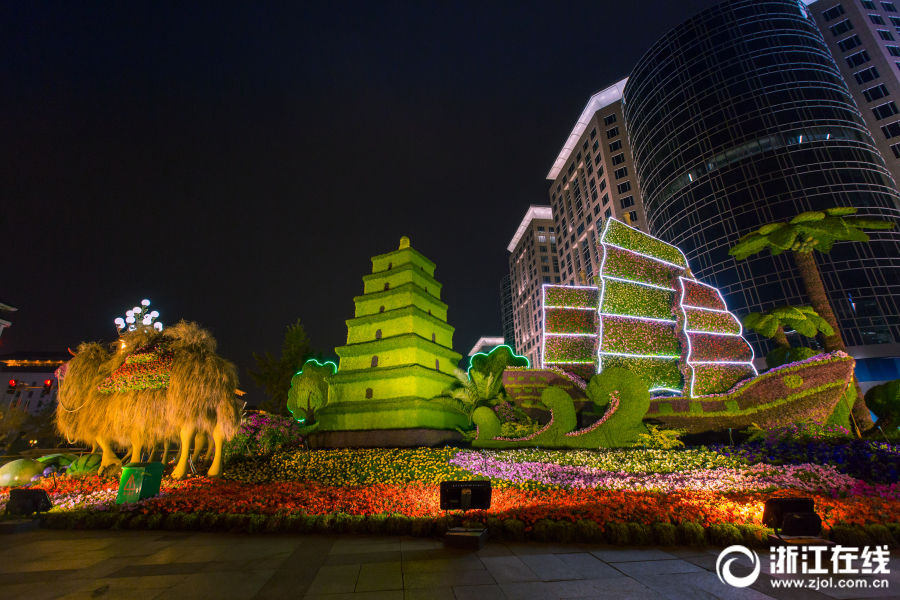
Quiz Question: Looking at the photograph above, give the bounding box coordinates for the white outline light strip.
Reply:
[603,242,687,270]
[545,306,597,310]
[677,276,757,398]
[546,332,596,337]
[684,329,742,337]
[603,275,675,292]
[544,360,596,364]
[601,313,677,324]
[600,351,680,359]
[650,387,683,393]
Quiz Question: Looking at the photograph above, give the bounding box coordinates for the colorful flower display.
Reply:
[96,347,173,393]
[602,245,682,288]
[544,308,596,333]
[600,279,673,319]
[601,316,679,355]
[3,446,897,538]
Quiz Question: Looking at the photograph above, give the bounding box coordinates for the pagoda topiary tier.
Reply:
[313,237,467,446]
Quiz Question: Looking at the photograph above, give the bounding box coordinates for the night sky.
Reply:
[2,1,722,402]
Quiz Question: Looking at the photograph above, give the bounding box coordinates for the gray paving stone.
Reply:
[590,549,677,563]
[481,555,539,583]
[305,564,361,595]
[403,554,486,573]
[405,587,455,600]
[356,561,403,592]
[556,553,621,579]
[637,571,777,600]
[166,569,276,599]
[306,592,404,600]
[403,568,496,589]
[453,583,507,599]
[612,558,705,578]
[519,553,584,581]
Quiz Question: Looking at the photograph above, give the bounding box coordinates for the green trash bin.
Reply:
[116,462,164,504]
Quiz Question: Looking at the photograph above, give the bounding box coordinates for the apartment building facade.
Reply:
[546,79,648,286]
[806,0,900,185]
[506,205,560,366]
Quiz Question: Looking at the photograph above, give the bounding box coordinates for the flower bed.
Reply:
[2,446,897,546]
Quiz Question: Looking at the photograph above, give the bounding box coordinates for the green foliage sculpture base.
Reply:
[472,368,650,449]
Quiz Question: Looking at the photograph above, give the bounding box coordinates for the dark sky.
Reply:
[2,0,721,401]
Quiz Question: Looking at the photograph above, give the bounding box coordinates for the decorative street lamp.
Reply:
[114,298,163,333]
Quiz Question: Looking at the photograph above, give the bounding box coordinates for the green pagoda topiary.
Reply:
[313,237,467,442]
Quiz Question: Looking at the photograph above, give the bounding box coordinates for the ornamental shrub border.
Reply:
[37,509,900,549]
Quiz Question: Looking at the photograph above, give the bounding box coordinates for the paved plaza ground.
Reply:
[0,528,897,600]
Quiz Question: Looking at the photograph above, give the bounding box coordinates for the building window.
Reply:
[614,166,628,179]
[601,193,609,205]
[823,4,845,21]
[854,65,880,83]
[616,181,632,194]
[611,152,625,165]
[838,34,862,51]
[878,29,895,40]
[892,15,900,26]
[537,234,546,242]
[371,356,378,367]
[890,141,900,157]
[889,45,900,55]
[830,18,854,36]
[609,139,622,152]
[846,49,871,67]
[873,101,899,119]
[589,127,596,139]
[606,126,620,139]
[862,0,876,9]
[365,388,373,399]
[604,207,612,218]
[881,119,900,138]
[863,83,889,101]
[885,2,898,11]
[871,14,886,25]
[603,113,617,125]
[620,195,635,209]
[628,210,638,223]
[375,329,382,339]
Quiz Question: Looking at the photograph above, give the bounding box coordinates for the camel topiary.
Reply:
[56,321,241,478]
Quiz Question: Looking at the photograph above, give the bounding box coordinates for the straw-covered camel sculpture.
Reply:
[56,321,241,478]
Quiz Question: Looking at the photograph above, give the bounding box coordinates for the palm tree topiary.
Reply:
[445,368,503,426]
[742,305,834,349]
[730,207,895,430]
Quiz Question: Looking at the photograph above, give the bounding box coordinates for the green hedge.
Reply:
[37,510,900,548]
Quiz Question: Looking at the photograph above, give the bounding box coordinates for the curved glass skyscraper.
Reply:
[623,0,900,367]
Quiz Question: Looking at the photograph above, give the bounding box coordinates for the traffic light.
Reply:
[42,379,53,396]
[6,379,16,394]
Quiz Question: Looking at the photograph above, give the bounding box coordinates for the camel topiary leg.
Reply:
[129,432,142,464]
[161,440,170,465]
[171,425,194,480]
[190,432,206,463]
[203,440,214,461]
[96,437,120,467]
[207,423,226,478]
